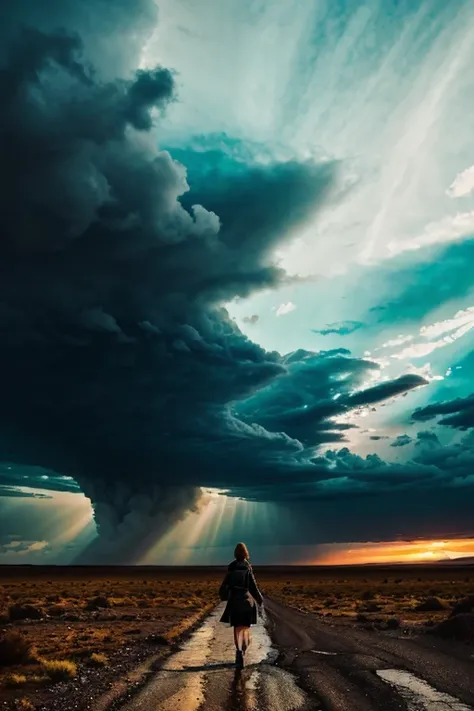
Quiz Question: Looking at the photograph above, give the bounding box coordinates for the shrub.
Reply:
[450,595,474,617]
[85,596,109,611]
[415,597,446,612]
[41,659,77,682]
[361,590,375,601]
[360,602,382,613]
[14,698,35,711]
[430,613,474,640]
[0,631,34,667]
[63,614,81,622]
[386,617,401,630]
[8,604,44,621]
[3,673,27,687]
[146,634,169,646]
[88,652,108,667]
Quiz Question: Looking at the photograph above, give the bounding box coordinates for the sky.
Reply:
[1,0,474,566]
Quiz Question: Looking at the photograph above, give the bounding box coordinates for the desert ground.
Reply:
[0,564,473,710]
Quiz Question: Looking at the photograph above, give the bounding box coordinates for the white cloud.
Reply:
[392,342,440,360]
[447,165,474,198]
[420,306,474,339]
[391,306,474,360]
[379,334,414,349]
[276,302,296,317]
[387,211,474,255]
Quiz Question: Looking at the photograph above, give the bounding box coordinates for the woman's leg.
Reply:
[234,626,246,668]
[243,627,251,650]
[233,626,239,649]
[234,626,245,650]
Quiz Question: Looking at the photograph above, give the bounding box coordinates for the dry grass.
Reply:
[256,565,474,630]
[3,674,27,688]
[40,659,77,682]
[13,698,35,711]
[88,652,108,667]
[0,566,220,705]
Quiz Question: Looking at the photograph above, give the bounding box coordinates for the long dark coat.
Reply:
[219,559,263,626]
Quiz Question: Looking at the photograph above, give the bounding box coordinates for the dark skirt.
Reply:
[220,594,257,627]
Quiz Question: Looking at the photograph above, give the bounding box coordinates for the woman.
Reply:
[219,542,263,669]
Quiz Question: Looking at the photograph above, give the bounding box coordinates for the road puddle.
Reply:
[377,669,473,711]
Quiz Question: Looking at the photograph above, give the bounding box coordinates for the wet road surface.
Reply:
[120,601,474,711]
[121,604,313,711]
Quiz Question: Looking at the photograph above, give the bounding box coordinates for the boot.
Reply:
[235,649,244,669]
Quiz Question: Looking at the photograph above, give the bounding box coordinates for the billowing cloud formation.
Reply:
[236,352,427,449]
[0,0,453,560]
[0,0,339,561]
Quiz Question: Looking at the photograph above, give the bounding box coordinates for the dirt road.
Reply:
[120,600,474,711]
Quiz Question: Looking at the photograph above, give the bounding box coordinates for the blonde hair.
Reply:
[234,542,249,562]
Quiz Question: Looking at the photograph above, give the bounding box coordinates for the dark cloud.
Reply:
[288,488,474,543]
[390,434,413,448]
[235,349,379,447]
[347,374,428,407]
[243,314,259,325]
[228,435,473,510]
[0,1,337,562]
[0,0,459,559]
[0,0,158,78]
[413,394,474,429]
[0,465,80,494]
[415,430,441,448]
[312,320,364,336]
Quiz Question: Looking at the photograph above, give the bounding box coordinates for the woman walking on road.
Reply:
[219,542,263,669]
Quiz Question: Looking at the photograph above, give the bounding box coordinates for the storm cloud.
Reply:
[0,0,460,560]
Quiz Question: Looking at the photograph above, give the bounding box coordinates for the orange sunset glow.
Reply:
[313,539,474,565]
